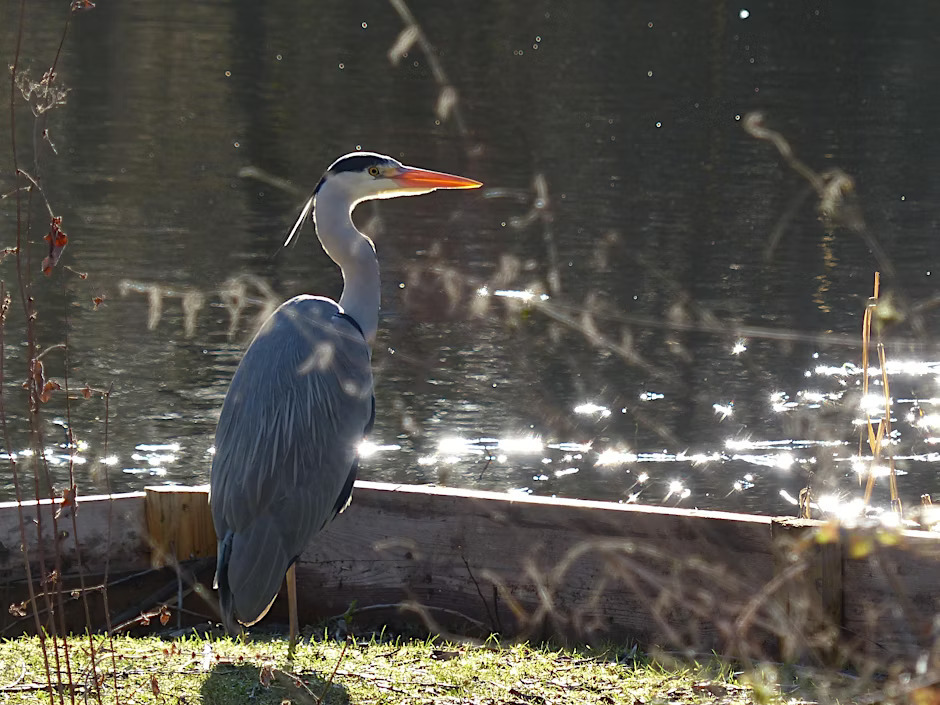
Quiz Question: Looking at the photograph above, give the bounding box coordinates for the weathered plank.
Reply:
[0,490,152,636]
[841,528,940,662]
[297,483,779,653]
[145,485,216,567]
[770,518,844,663]
[0,491,149,581]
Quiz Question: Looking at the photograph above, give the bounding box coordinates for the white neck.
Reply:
[313,182,380,345]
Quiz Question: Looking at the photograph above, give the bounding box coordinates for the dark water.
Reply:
[2,1,940,519]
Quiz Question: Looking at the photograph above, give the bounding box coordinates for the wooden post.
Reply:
[771,518,843,663]
[144,485,216,568]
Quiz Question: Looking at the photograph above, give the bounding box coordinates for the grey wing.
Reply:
[209,296,373,626]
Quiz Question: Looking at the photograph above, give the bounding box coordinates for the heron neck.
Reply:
[313,195,380,345]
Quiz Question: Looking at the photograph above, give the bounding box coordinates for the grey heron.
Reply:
[209,152,481,650]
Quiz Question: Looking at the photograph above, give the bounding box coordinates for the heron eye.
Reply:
[368,166,380,177]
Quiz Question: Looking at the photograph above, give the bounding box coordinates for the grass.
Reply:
[0,632,788,704]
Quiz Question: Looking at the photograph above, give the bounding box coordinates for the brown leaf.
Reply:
[41,216,68,276]
[39,379,61,403]
[55,484,77,519]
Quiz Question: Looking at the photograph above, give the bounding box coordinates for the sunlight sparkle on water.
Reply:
[919,505,940,529]
[596,449,638,466]
[437,437,475,455]
[814,362,863,377]
[770,391,797,413]
[101,455,119,466]
[493,289,549,302]
[358,441,403,457]
[43,448,67,466]
[815,359,940,379]
[849,456,866,476]
[664,481,691,501]
[850,460,892,478]
[639,391,664,401]
[675,451,722,465]
[725,438,845,451]
[729,452,794,470]
[816,494,867,521]
[800,390,844,406]
[548,441,593,453]
[899,396,940,406]
[123,466,168,476]
[778,488,904,527]
[915,413,940,430]
[574,403,611,417]
[859,393,889,416]
[732,340,747,355]
[136,443,181,452]
[712,403,733,419]
[132,452,176,466]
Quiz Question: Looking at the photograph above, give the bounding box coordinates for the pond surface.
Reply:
[1,1,939,519]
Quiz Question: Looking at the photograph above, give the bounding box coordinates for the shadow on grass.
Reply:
[201,661,349,705]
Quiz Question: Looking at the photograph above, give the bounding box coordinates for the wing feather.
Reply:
[209,295,373,625]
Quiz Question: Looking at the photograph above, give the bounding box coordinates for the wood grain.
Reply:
[145,486,217,568]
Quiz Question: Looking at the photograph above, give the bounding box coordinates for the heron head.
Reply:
[318,152,482,205]
[284,152,481,247]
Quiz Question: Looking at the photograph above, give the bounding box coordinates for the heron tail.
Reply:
[216,516,291,628]
[215,531,238,635]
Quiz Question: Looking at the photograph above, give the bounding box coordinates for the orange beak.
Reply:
[393,166,482,190]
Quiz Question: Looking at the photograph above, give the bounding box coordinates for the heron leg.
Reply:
[287,563,298,658]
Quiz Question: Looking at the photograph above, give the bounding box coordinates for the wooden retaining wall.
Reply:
[1,482,938,666]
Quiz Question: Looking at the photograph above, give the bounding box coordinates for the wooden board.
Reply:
[841,528,940,661]
[0,490,151,637]
[1,482,939,666]
[0,491,149,581]
[297,483,778,653]
[145,485,217,567]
